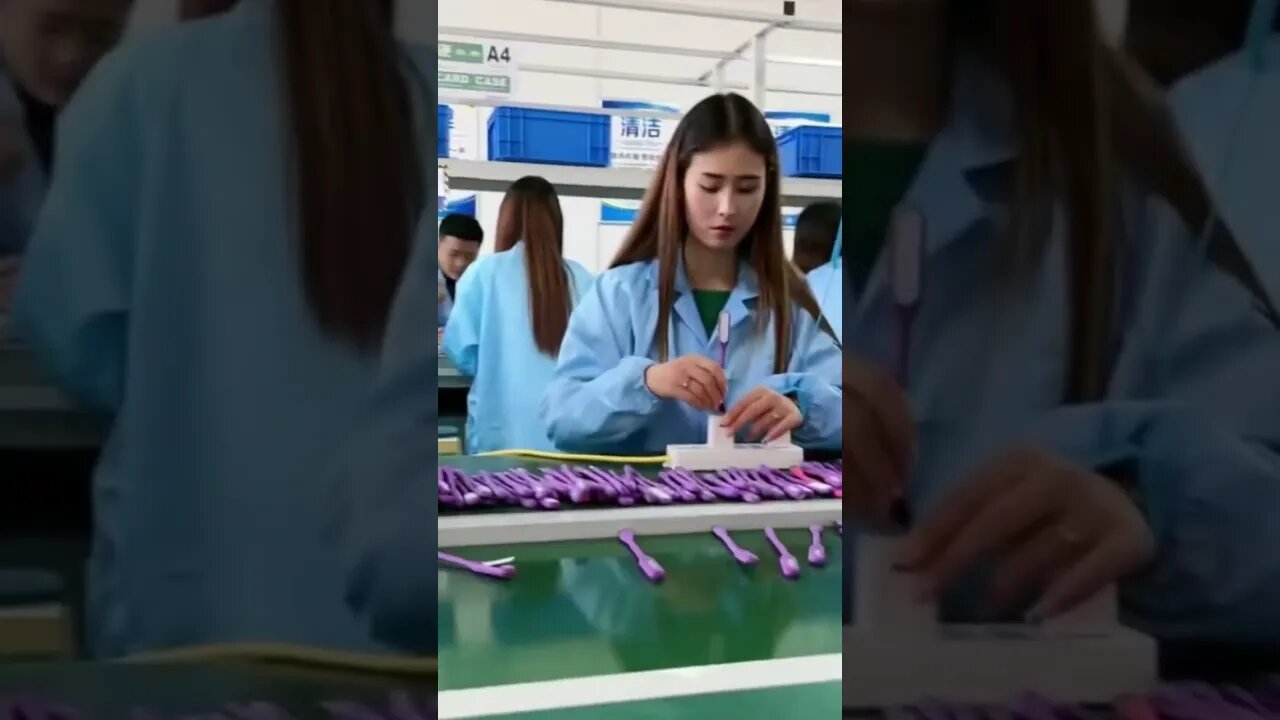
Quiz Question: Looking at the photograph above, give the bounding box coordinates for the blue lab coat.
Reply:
[12,0,433,657]
[329,222,438,654]
[1169,36,1280,303]
[842,53,1280,644]
[443,242,594,453]
[437,266,452,327]
[805,220,842,343]
[806,267,842,344]
[543,256,843,454]
[0,64,46,257]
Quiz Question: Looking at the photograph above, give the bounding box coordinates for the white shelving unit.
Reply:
[440,0,843,216]
[441,158,841,206]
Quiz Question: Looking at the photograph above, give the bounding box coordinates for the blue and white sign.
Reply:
[605,100,679,169]
[438,194,478,221]
[445,105,479,160]
[599,200,641,225]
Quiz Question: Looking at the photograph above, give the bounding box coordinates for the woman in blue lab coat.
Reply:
[543,93,842,455]
[443,175,593,453]
[791,202,842,342]
[329,222,438,653]
[0,0,133,305]
[840,1,1280,644]
[1150,1,1280,302]
[805,220,842,345]
[13,0,430,657]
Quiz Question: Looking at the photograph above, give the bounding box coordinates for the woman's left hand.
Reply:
[897,447,1156,621]
[722,387,802,442]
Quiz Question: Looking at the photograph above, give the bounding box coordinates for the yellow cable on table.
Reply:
[116,642,437,675]
[472,448,667,464]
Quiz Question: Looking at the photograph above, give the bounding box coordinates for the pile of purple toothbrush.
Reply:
[439,461,843,510]
[1,691,434,720]
[855,682,1280,718]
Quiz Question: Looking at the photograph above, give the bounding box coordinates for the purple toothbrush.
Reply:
[712,525,759,566]
[617,528,665,582]
[763,527,801,579]
[807,525,827,566]
[438,551,515,580]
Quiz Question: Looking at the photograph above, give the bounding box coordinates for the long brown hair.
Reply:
[494,176,574,356]
[277,0,424,352]
[611,93,826,373]
[960,0,1275,403]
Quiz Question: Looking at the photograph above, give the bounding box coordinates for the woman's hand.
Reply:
[644,355,727,412]
[898,447,1156,621]
[844,354,916,524]
[722,387,801,442]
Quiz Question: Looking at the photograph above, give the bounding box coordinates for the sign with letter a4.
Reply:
[438,40,518,97]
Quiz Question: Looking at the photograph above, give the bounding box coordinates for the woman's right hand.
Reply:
[845,353,917,525]
[644,355,727,412]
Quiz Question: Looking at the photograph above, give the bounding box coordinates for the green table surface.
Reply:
[439,454,842,716]
[0,663,433,716]
[495,681,841,719]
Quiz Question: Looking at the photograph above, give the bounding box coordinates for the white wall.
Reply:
[436,0,841,117]
[438,0,842,271]
[124,1,843,273]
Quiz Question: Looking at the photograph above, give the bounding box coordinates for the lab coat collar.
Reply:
[903,50,1017,251]
[853,51,1017,322]
[662,251,760,344]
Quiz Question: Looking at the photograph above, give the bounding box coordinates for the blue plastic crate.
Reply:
[777,125,842,178]
[437,105,452,158]
[488,107,610,167]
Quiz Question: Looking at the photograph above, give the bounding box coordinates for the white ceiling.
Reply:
[435,2,840,65]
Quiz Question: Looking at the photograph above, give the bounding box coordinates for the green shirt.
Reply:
[843,140,929,293]
[691,289,732,337]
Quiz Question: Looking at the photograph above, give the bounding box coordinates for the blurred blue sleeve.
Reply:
[437,278,451,328]
[441,262,482,377]
[329,222,436,653]
[1029,200,1280,644]
[761,309,842,449]
[12,52,138,414]
[543,275,659,451]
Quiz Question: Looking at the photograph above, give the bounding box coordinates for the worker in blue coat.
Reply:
[805,220,842,344]
[436,212,483,328]
[13,0,431,657]
[839,1,1280,644]
[0,0,133,306]
[543,93,842,456]
[443,175,593,453]
[791,200,841,274]
[1162,4,1280,302]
